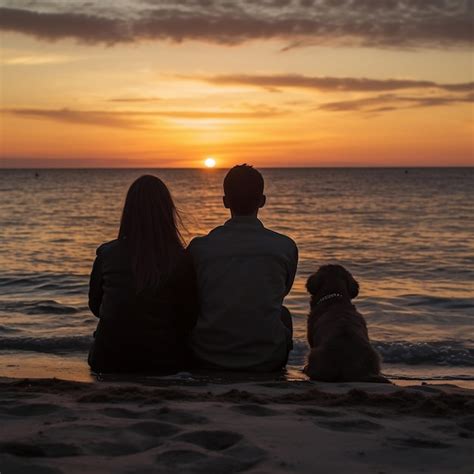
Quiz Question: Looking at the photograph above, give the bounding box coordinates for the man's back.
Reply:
[189,216,298,371]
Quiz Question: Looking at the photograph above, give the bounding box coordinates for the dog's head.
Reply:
[306,264,359,300]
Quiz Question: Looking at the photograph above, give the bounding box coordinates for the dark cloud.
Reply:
[0,0,472,48]
[3,106,285,128]
[0,8,131,45]
[319,92,474,112]
[192,73,474,93]
[4,108,147,128]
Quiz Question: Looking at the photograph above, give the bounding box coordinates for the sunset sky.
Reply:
[0,0,473,167]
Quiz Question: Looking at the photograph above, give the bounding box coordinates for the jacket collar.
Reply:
[224,216,264,228]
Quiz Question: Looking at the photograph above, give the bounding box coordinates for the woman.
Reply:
[88,175,198,373]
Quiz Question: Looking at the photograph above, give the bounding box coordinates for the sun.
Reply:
[204,157,216,168]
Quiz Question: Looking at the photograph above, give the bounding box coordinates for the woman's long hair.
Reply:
[118,175,185,292]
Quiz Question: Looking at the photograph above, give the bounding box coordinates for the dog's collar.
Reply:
[316,293,344,306]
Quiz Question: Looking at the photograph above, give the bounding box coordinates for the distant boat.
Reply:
[35,171,40,178]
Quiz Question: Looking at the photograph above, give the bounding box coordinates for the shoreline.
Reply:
[1,350,474,389]
[0,376,473,473]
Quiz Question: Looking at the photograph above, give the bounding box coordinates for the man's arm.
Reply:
[285,241,298,295]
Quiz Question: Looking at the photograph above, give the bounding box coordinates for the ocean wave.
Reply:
[0,273,88,295]
[0,300,83,315]
[289,339,474,367]
[401,295,474,310]
[374,341,474,366]
[0,335,92,353]
[0,325,20,334]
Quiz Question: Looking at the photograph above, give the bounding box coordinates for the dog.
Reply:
[304,264,389,383]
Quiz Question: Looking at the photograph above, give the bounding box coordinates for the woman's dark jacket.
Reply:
[88,239,198,373]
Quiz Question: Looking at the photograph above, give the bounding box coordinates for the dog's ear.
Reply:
[306,271,323,295]
[344,269,359,299]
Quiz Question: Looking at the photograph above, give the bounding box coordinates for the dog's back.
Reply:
[305,265,389,383]
[306,303,383,382]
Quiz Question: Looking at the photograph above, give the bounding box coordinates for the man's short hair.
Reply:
[223,164,264,215]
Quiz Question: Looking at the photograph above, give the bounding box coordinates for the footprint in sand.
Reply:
[100,406,208,424]
[155,443,266,473]
[0,454,63,474]
[387,436,452,449]
[318,419,383,432]
[0,441,81,458]
[175,430,243,451]
[156,449,209,465]
[295,407,343,418]
[177,454,259,474]
[128,421,181,437]
[224,444,266,465]
[0,403,65,417]
[230,404,278,417]
[99,407,142,419]
[0,403,79,424]
[154,406,209,425]
[1,422,182,458]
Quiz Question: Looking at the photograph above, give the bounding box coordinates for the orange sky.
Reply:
[0,1,473,167]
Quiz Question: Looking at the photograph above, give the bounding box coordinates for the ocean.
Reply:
[0,168,473,385]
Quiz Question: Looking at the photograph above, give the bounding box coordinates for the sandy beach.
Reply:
[1,375,473,474]
[2,0,473,471]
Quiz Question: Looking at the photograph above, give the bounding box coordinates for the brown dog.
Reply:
[304,265,389,383]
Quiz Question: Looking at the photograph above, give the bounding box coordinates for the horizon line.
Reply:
[1,165,473,170]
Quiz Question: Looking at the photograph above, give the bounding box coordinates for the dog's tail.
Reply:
[359,374,392,384]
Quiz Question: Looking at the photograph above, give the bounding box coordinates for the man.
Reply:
[188,164,298,371]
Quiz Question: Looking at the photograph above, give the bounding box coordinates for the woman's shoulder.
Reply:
[96,239,124,256]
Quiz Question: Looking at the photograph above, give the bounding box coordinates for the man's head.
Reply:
[223,164,266,216]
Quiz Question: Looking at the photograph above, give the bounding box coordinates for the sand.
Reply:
[0,375,473,474]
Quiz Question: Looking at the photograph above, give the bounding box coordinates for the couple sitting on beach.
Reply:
[88,165,298,374]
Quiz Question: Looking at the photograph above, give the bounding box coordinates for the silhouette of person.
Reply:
[188,164,298,371]
[88,175,198,374]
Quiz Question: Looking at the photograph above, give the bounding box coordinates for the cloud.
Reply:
[107,97,163,103]
[186,73,474,114]
[4,108,149,129]
[190,73,474,93]
[0,7,130,44]
[3,106,285,128]
[153,108,285,119]
[1,53,77,65]
[0,1,472,49]
[319,92,474,113]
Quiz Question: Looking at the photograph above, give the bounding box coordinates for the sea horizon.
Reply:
[1,165,473,170]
